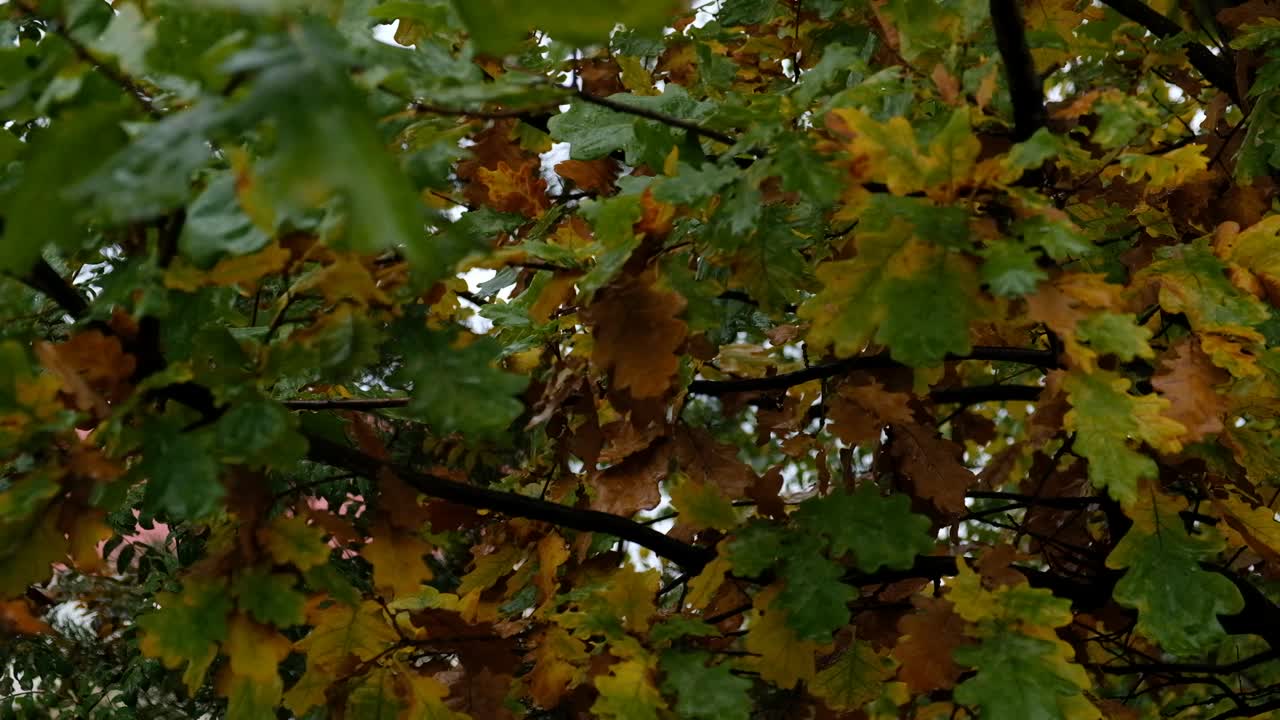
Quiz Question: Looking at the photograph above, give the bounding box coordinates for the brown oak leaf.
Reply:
[582,279,688,400]
[589,438,671,516]
[1152,339,1230,442]
[889,423,974,515]
[892,596,967,693]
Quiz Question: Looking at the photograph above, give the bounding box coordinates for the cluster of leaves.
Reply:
[9,0,1280,718]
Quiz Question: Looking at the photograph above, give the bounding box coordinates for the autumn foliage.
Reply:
[8,0,1280,718]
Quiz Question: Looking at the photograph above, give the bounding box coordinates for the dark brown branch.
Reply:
[1095,649,1280,676]
[965,491,1103,509]
[282,347,1054,411]
[990,0,1047,142]
[11,0,162,119]
[1209,696,1280,720]
[1098,0,1240,105]
[929,384,1043,405]
[577,91,739,147]
[284,397,410,411]
[687,346,1057,396]
[15,259,90,319]
[303,433,716,571]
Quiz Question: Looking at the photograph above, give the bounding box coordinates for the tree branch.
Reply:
[284,397,410,411]
[687,346,1057,396]
[14,259,90,319]
[990,0,1047,142]
[11,0,162,119]
[1098,0,1240,105]
[302,433,717,571]
[281,347,1054,411]
[1095,649,1280,676]
[577,91,739,147]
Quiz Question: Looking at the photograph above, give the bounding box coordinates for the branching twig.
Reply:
[11,0,162,119]
[1098,0,1240,105]
[577,91,738,147]
[303,433,717,571]
[687,346,1057,396]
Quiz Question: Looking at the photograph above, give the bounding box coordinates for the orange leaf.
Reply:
[554,158,620,194]
[0,599,51,635]
[476,159,550,217]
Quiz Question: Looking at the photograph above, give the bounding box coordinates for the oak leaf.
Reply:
[582,279,688,399]
[1151,339,1230,442]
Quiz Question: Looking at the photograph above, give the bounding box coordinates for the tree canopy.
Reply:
[6,0,1280,717]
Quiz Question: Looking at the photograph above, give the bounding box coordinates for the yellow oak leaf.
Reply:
[258,514,330,571]
[527,626,587,708]
[602,567,660,633]
[295,600,398,675]
[456,545,523,596]
[684,547,731,611]
[535,532,570,601]
[361,522,434,599]
[811,641,897,711]
[744,587,818,689]
[165,243,291,293]
[591,658,666,720]
[292,255,393,307]
[224,614,290,684]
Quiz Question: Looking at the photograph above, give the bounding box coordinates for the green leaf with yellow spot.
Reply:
[137,578,231,694]
[1076,312,1154,362]
[1064,370,1186,507]
[810,641,896,711]
[800,224,976,366]
[1106,491,1244,655]
[592,658,666,720]
[1139,241,1270,335]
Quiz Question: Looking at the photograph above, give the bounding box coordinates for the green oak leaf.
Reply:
[954,633,1096,720]
[726,522,787,577]
[981,241,1048,297]
[233,568,307,627]
[179,172,271,268]
[547,101,637,160]
[1107,497,1244,655]
[1064,370,1185,507]
[659,651,752,720]
[1017,215,1093,261]
[451,1,676,56]
[793,484,934,572]
[136,579,232,693]
[1076,312,1154,362]
[135,423,225,521]
[801,222,976,366]
[654,163,739,205]
[214,395,307,467]
[395,327,529,439]
[1138,240,1272,333]
[0,104,128,273]
[775,549,857,641]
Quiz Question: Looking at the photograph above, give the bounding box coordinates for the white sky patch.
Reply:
[541,141,572,195]
[1191,108,1207,132]
[372,21,410,48]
